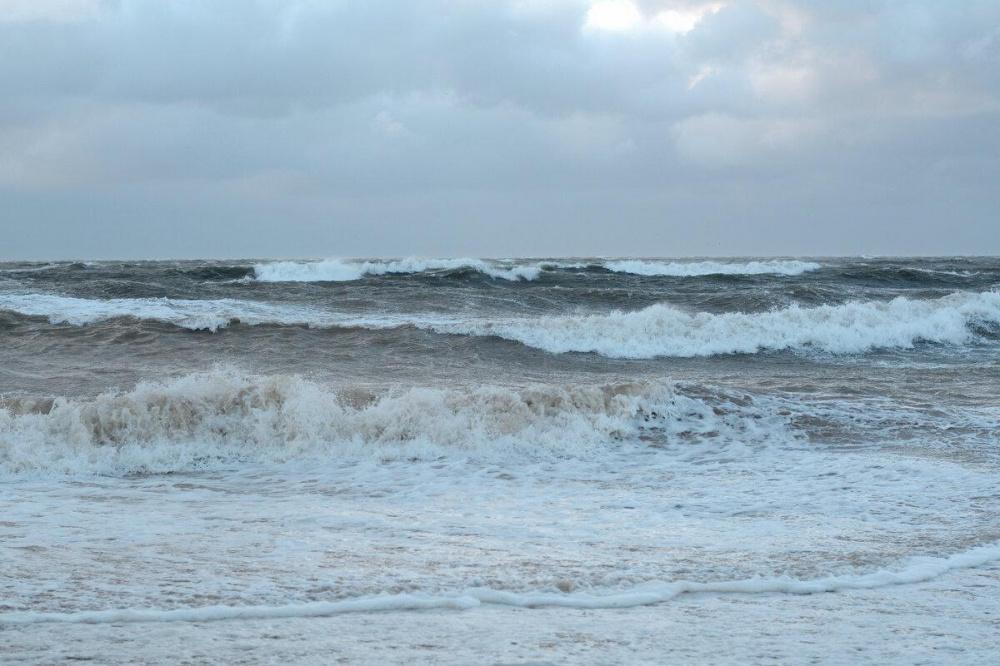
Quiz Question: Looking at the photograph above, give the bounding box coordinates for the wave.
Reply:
[603,259,821,277]
[0,369,786,477]
[909,267,982,278]
[0,293,324,332]
[0,262,69,274]
[4,540,997,624]
[179,265,255,281]
[4,291,999,357]
[429,291,1000,358]
[250,258,823,282]
[253,258,542,282]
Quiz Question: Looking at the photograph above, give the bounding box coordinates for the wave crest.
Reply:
[430,291,1000,358]
[3,291,998,357]
[253,258,541,282]
[604,259,821,277]
[250,258,823,282]
[0,293,320,332]
[0,370,784,477]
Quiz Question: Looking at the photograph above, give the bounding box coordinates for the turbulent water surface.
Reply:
[2,257,999,664]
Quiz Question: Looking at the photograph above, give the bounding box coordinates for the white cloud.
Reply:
[0,0,103,23]
[655,2,725,33]
[585,0,643,31]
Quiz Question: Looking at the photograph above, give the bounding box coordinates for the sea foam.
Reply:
[3,540,997,624]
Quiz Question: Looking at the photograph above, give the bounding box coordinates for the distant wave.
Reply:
[253,258,542,282]
[0,370,783,476]
[4,540,998,623]
[0,263,67,274]
[0,293,324,332]
[250,258,823,282]
[603,259,821,277]
[910,268,981,277]
[428,291,1000,358]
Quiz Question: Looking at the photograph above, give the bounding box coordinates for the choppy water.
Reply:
[2,257,999,664]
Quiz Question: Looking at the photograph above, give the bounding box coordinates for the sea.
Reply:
[1,256,999,664]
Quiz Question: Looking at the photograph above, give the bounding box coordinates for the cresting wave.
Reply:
[2,290,999,357]
[0,293,323,332]
[430,290,1000,358]
[0,370,785,476]
[4,541,998,624]
[603,259,821,277]
[253,257,542,282]
[250,257,824,282]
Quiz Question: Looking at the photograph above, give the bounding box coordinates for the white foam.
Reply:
[0,369,781,477]
[253,258,541,282]
[4,540,997,624]
[0,293,325,332]
[604,259,821,277]
[430,291,1000,358]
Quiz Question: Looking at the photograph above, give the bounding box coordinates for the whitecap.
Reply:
[253,258,541,282]
[603,259,821,277]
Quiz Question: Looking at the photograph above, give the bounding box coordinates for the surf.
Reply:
[0,369,790,477]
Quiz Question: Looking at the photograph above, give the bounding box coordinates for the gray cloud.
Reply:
[1,0,998,258]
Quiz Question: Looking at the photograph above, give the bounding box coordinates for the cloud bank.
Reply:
[1,0,998,257]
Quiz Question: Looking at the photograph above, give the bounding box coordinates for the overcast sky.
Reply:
[1,0,998,258]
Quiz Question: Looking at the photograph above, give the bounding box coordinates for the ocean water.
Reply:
[1,256,999,664]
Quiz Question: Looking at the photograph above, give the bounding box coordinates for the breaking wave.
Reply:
[253,258,542,282]
[431,291,1000,358]
[250,258,823,282]
[0,293,323,332]
[0,370,788,477]
[3,291,999,358]
[4,540,998,623]
[603,259,821,277]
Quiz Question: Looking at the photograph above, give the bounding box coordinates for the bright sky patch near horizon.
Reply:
[1,0,998,259]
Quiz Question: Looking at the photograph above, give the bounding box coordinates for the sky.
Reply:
[1,0,999,259]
